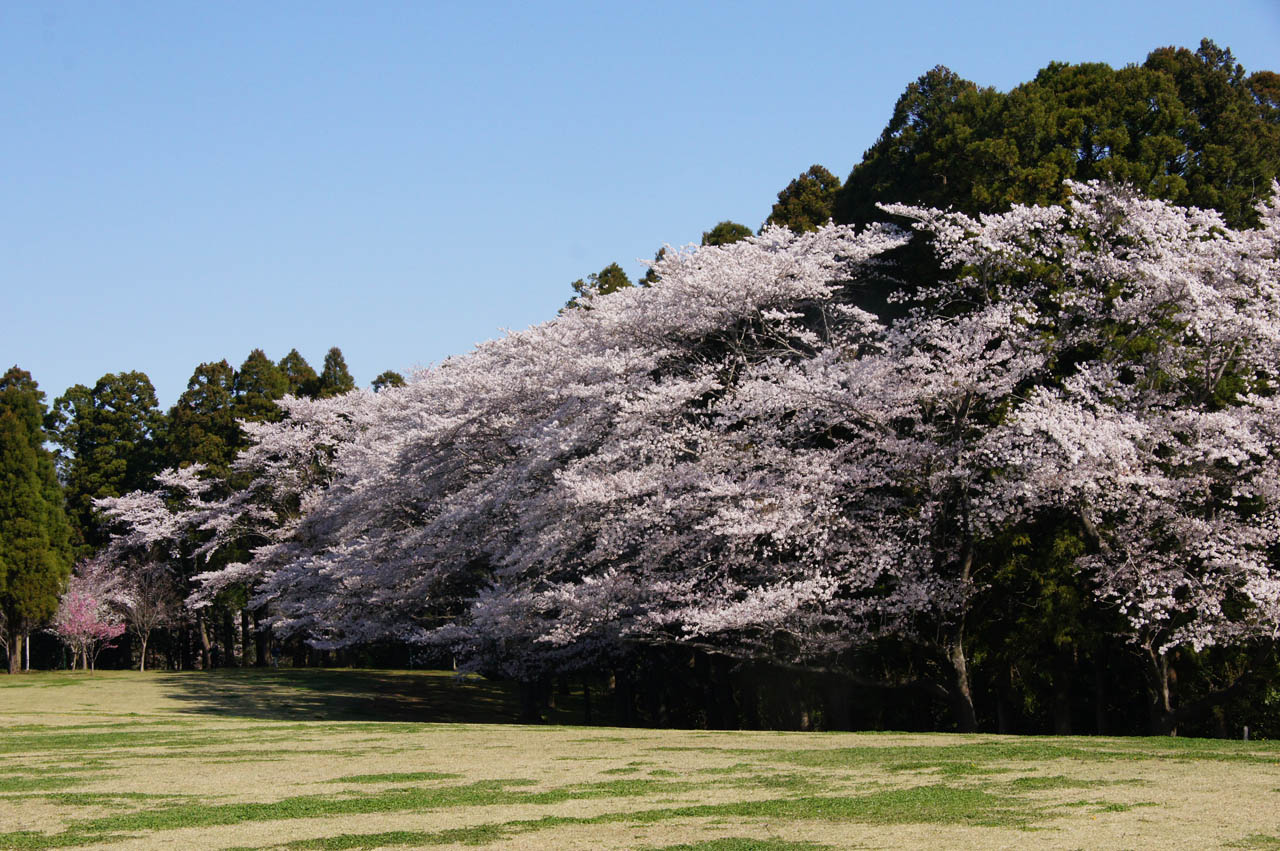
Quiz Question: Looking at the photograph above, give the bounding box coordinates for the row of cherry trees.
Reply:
[102,182,1280,733]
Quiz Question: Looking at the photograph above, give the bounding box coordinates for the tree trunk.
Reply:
[582,679,592,724]
[714,656,740,730]
[824,676,852,732]
[6,629,22,675]
[695,652,720,729]
[739,664,760,730]
[221,608,236,667]
[995,665,1014,734]
[1145,647,1177,736]
[947,529,978,733]
[947,632,978,733]
[641,663,661,726]
[255,611,268,667]
[240,608,252,667]
[613,669,636,726]
[7,631,22,675]
[139,632,149,672]
[196,613,212,669]
[517,681,542,723]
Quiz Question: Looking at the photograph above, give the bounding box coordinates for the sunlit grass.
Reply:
[1,669,1277,850]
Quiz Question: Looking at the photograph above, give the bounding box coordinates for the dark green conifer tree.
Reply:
[766,165,843,232]
[316,347,356,399]
[161,361,242,669]
[165,361,239,480]
[639,247,668,287]
[233,349,289,425]
[47,372,162,551]
[0,367,72,673]
[832,65,1003,225]
[277,349,319,399]
[700,221,753,246]
[371,370,406,392]
[832,41,1278,229]
[1144,39,1280,226]
[565,262,633,310]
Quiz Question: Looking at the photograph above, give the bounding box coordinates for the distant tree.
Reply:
[165,361,238,480]
[700,221,753,246]
[1144,39,1280,226]
[160,361,239,670]
[371,370,406,392]
[316,347,356,399]
[47,372,163,550]
[833,42,1278,229]
[832,64,1004,226]
[0,367,73,673]
[96,464,223,670]
[233,349,289,425]
[766,165,843,232]
[639,247,668,287]
[566,262,633,310]
[277,349,319,399]
[115,560,180,671]
[52,557,126,671]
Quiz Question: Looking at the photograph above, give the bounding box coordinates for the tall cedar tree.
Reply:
[316,347,356,399]
[0,367,72,673]
[278,349,319,398]
[165,361,239,481]
[1144,40,1280,227]
[233,349,289,425]
[47,372,162,551]
[766,165,843,233]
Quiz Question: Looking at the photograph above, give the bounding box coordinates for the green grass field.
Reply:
[1,670,1278,849]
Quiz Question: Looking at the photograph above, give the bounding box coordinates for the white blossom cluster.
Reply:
[99,182,1280,693]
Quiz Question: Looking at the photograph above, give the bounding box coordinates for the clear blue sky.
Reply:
[4,1,1278,407]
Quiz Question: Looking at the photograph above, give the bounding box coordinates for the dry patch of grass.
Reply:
[0,669,1278,849]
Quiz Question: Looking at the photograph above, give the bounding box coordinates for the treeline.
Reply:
[0,347,403,673]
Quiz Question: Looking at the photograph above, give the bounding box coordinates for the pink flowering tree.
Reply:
[52,558,126,671]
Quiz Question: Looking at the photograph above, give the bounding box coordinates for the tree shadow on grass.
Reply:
[157,668,592,725]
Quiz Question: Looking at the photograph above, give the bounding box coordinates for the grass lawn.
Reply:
[0,670,1278,849]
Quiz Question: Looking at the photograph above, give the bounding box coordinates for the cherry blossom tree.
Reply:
[96,181,1280,734]
[52,557,126,671]
[958,183,1280,732]
[256,223,909,677]
[97,390,373,667]
[114,560,181,671]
